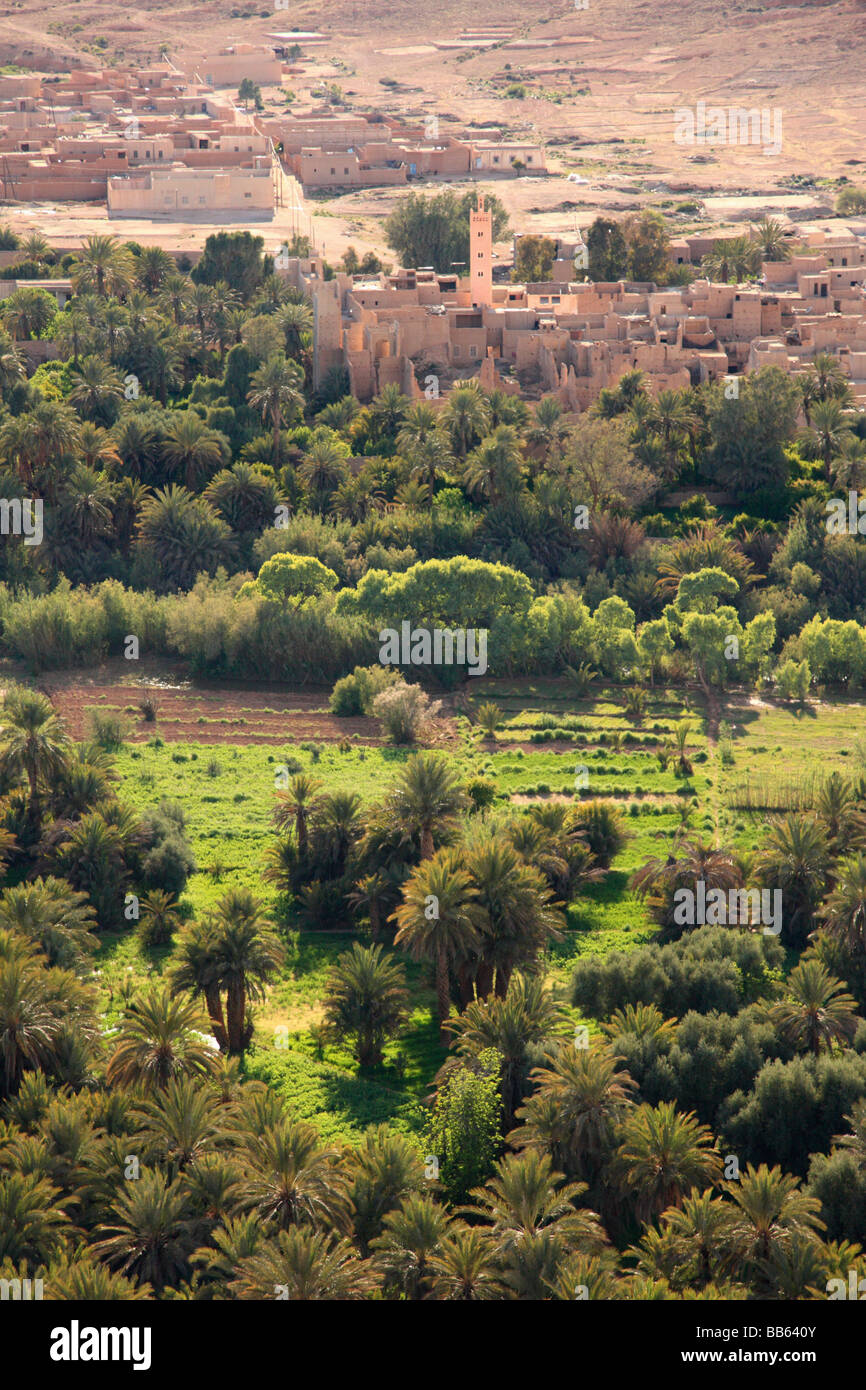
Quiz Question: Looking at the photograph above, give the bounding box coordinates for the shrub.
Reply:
[87,709,128,751]
[329,663,400,716]
[571,926,784,1020]
[372,681,442,746]
[138,801,196,896]
[466,777,497,812]
[135,890,182,949]
[569,799,628,868]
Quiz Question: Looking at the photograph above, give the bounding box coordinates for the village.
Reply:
[0,37,865,416]
[294,205,866,410]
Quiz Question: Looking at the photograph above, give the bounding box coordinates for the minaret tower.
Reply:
[470,193,493,308]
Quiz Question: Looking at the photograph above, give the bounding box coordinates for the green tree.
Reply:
[512,234,557,283]
[192,231,268,300]
[429,1048,503,1203]
[323,942,408,1068]
[586,217,628,281]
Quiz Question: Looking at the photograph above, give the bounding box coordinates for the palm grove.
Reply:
[1,217,866,1298]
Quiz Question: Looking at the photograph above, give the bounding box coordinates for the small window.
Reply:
[244,191,251,198]
[493,155,499,164]
[330,167,335,175]
[181,195,189,205]
[145,149,151,159]
[164,195,172,204]
[157,150,163,158]
[527,155,533,163]
[344,168,349,175]
[199,196,206,204]
[469,345,477,358]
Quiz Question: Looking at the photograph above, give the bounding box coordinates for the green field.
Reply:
[93,684,866,1145]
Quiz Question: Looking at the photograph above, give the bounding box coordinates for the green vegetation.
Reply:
[2,215,866,1307]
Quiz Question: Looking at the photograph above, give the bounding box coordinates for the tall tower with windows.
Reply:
[470,193,493,308]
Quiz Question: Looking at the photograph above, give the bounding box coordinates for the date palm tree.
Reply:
[247,353,305,461]
[137,486,234,589]
[441,381,491,458]
[463,424,524,505]
[725,1163,824,1268]
[345,1125,426,1256]
[92,1169,197,1291]
[136,245,175,294]
[810,397,853,482]
[170,917,228,1052]
[230,1227,373,1299]
[428,1224,506,1300]
[460,822,564,1000]
[751,216,792,262]
[238,1116,350,1232]
[0,688,70,837]
[78,421,121,472]
[134,1074,221,1171]
[347,872,393,941]
[755,812,831,947]
[1,286,56,341]
[701,235,761,283]
[279,299,313,357]
[814,772,866,858]
[615,1101,722,1223]
[161,413,225,491]
[323,942,408,1068]
[655,1187,738,1289]
[393,849,480,1032]
[297,432,349,510]
[0,1171,71,1263]
[136,889,183,949]
[631,833,741,937]
[512,1043,636,1187]
[185,890,284,1055]
[273,773,322,858]
[445,973,570,1129]
[204,460,279,533]
[525,394,568,463]
[0,878,97,970]
[106,985,216,1090]
[464,1150,606,1253]
[0,946,76,1098]
[821,853,866,969]
[369,383,410,444]
[61,465,115,549]
[390,751,467,860]
[768,959,859,1054]
[371,1192,449,1299]
[71,234,136,298]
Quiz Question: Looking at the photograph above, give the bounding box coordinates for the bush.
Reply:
[329,664,400,717]
[571,926,784,1020]
[466,777,497,812]
[372,681,442,746]
[87,709,128,751]
[569,800,628,868]
[721,1052,866,1177]
[138,801,196,896]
